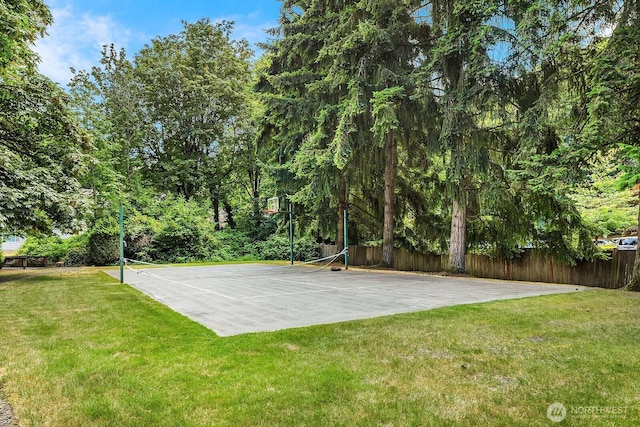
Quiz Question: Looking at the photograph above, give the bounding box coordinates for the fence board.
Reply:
[320,244,635,289]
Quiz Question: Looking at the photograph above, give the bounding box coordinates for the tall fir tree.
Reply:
[583,0,640,288]
[261,0,424,265]
[418,0,514,272]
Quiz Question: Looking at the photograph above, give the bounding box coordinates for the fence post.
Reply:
[344,209,349,269]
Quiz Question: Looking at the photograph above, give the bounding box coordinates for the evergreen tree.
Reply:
[503,0,629,264]
[330,0,425,267]
[257,1,342,241]
[418,0,514,271]
[583,0,640,287]
[261,1,424,266]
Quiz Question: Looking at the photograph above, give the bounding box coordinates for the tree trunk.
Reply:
[249,163,260,199]
[449,196,467,273]
[626,187,640,291]
[212,196,220,230]
[223,199,235,229]
[382,132,396,268]
[337,173,347,251]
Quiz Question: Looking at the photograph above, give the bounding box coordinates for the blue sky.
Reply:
[35,0,282,84]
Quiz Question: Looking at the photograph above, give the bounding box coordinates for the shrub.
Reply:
[256,235,320,261]
[124,211,159,261]
[144,199,217,263]
[16,233,92,265]
[63,246,90,266]
[62,234,90,266]
[235,198,278,241]
[88,217,120,265]
[294,237,321,261]
[212,230,257,260]
[256,235,290,260]
[18,235,68,263]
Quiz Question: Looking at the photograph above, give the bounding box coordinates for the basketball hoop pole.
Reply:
[268,195,294,265]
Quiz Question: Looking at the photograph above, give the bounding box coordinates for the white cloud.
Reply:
[599,23,615,38]
[213,15,277,56]
[33,4,276,84]
[34,5,139,84]
[235,22,274,46]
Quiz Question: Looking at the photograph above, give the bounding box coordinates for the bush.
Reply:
[88,217,120,265]
[63,246,89,266]
[16,233,92,265]
[235,198,278,241]
[294,237,321,261]
[124,211,158,261]
[255,235,290,260]
[256,235,320,261]
[144,199,217,263]
[62,234,90,266]
[18,235,68,263]
[211,230,258,261]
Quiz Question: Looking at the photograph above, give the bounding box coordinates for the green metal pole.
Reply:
[344,209,349,270]
[289,202,294,265]
[119,203,124,284]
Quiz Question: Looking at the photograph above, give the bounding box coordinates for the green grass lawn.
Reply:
[0,268,639,426]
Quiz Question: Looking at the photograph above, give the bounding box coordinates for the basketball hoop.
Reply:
[265,197,279,216]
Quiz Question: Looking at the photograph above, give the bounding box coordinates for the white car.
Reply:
[617,237,637,251]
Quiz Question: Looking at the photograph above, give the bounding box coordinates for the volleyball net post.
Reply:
[119,203,124,283]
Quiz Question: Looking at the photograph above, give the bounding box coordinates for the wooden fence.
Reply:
[320,245,635,289]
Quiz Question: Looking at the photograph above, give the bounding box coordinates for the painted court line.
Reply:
[238,279,439,300]
[131,269,237,300]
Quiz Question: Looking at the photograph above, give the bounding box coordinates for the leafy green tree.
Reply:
[68,20,260,260]
[1,70,90,234]
[0,0,89,235]
[228,56,276,232]
[133,18,253,214]
[68,46,141,222]
[0,0,51,71]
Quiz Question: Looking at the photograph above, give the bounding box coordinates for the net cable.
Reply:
[122,247,348,282]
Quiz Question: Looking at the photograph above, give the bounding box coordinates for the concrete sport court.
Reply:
[106,263,585,336]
